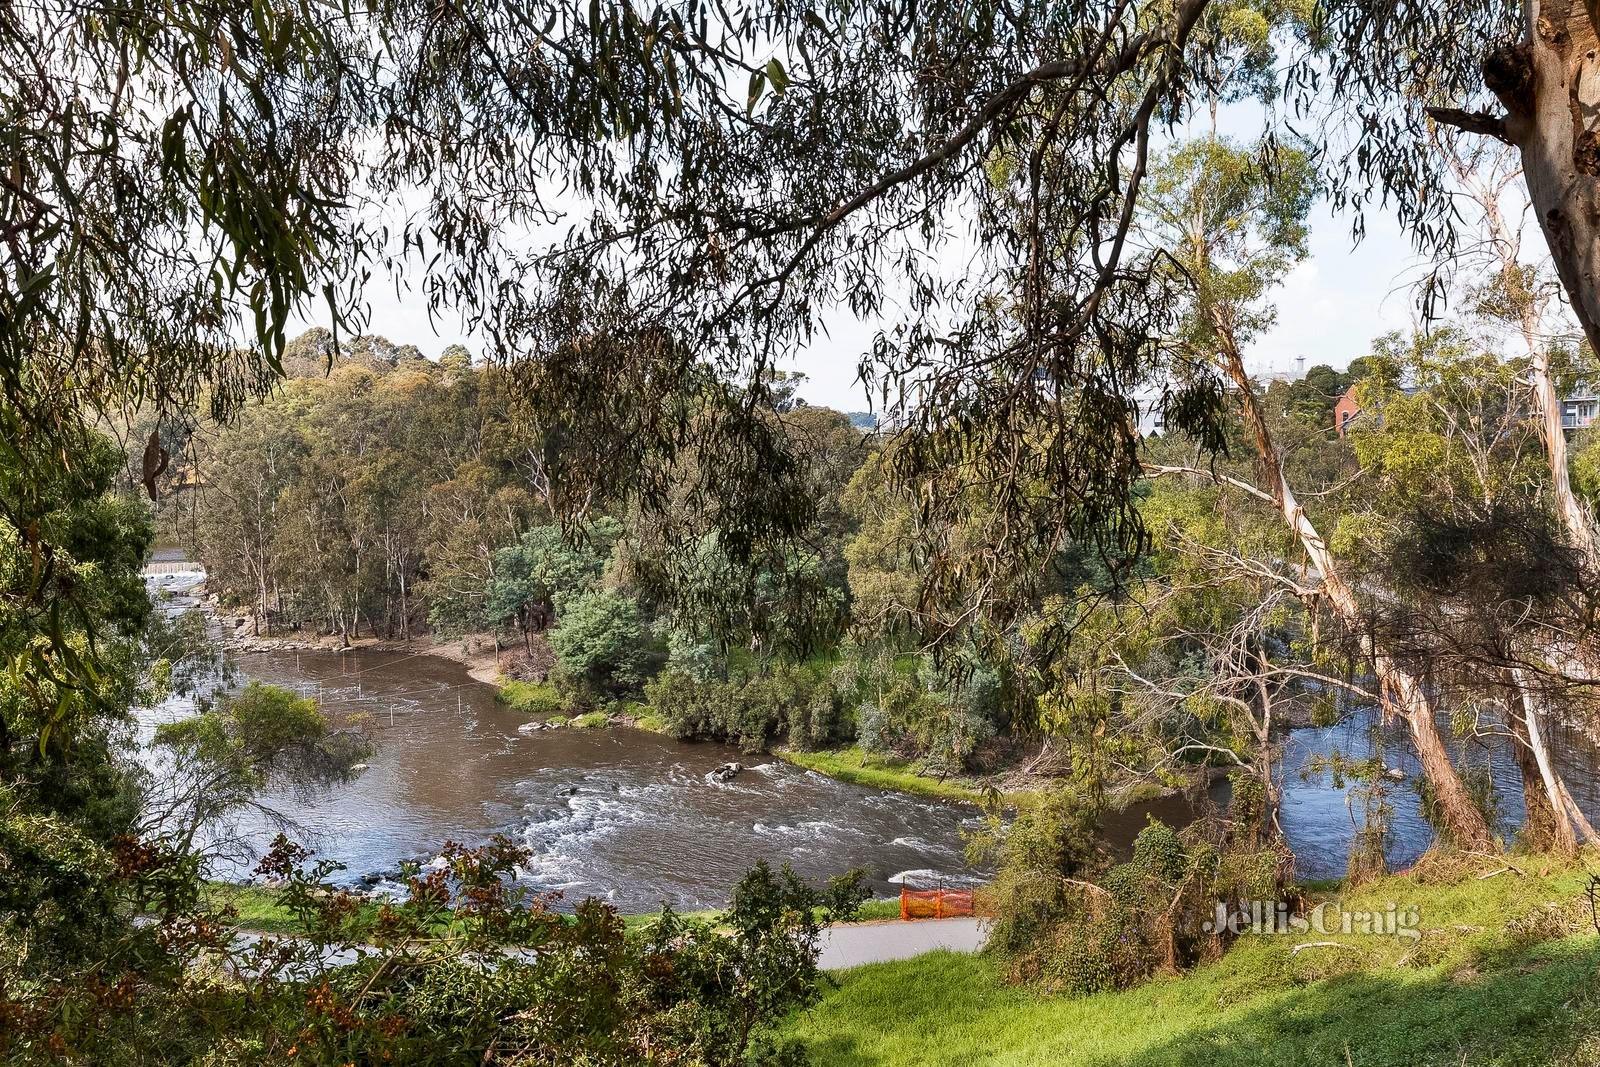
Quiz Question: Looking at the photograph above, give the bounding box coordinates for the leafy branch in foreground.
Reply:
[3,831,866,1065]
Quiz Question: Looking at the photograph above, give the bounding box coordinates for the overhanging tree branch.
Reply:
[1424,106,1513,145]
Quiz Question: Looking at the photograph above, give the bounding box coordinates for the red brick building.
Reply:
[1334,384,1363,438]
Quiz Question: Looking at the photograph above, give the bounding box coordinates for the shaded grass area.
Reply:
[785,858,1600,1066]
[202,882,902,936]
[776,746,991,806]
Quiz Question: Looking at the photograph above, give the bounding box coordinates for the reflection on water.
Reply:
[1280,709,1600,881]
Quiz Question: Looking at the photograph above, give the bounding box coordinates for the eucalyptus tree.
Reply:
[1340,330,1600,852]
[16,0,1600,755]
[1134,134,1506,847]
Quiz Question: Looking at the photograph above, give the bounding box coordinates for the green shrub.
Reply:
[571,711,609,729]
[838,652,999,772]
[10,836,865,1065]
[548,591,647,699]
[644,664,851,752]
[1129,819,1189,883]
[1041,904,1155,995]
[981,810,1291,998]
[967,786,1102,961]
[495,679,566,714]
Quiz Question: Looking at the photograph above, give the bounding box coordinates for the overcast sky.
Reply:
[341,88,1498,414]
[350,196,1432,413]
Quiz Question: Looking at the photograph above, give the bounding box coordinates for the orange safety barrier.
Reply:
[899,886,974,920]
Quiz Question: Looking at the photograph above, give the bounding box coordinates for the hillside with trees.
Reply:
[10,0,1600,1062]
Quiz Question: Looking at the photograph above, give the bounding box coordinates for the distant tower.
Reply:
[1296,355,1306,378]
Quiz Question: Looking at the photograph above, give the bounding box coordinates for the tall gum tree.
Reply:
[1140,136,1495,850]
[1424,134,1600,852]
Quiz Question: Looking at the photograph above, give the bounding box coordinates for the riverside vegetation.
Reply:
[14,0,1600,1063]
[786,854,1600,1066]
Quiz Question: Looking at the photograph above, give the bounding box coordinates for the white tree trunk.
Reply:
[1209,309,1495,850]
[1512,667,1581,852]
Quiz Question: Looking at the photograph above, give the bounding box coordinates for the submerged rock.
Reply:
[712,762,744,782]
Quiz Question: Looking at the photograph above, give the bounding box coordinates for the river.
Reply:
[139,566,1600,905]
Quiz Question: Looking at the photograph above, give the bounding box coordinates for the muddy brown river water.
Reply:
[139,567,1600,905]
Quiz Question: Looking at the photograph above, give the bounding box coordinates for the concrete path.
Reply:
[224,917,987,976]
[817,917,987,970]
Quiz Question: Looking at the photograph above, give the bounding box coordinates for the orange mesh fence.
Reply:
[899,887,974,920]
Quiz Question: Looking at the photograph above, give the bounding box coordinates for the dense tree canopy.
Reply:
[14,0,1600,1059]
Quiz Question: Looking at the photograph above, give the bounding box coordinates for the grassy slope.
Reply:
[786,859,1600,1066]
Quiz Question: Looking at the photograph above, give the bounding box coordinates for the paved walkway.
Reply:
[226,916,988,976]
[817,917,987,970]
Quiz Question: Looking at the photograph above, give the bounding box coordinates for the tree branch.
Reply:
[1424,106,1513,145]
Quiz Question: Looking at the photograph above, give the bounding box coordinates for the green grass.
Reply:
[777,746,990,806]
[495,679,567,714]
[572,711,609,729]
[785,857,1600,1066]
[202,882,313,935]
[619,700,669,733]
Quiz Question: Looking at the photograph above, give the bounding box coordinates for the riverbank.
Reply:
[782,853,1600,1065]
[775,747,995,807]
[491,675,1024,805]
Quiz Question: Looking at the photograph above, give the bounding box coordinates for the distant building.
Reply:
[1561,386,1600,431]
[1336,379,1598,437]
[845,411,878,432]
[1333,383,1419,437]
[1131,387,1167,437]
[1334,384,1363,437]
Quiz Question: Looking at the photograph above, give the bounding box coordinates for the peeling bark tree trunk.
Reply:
[1530,343,1599,561]
[1210,309,1495,851]
[1482,2,1600,353]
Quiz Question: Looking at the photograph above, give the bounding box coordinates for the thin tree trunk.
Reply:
[1530,344,1598,561]
[1509,669,1576,853]
[1507,708,1564,851]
